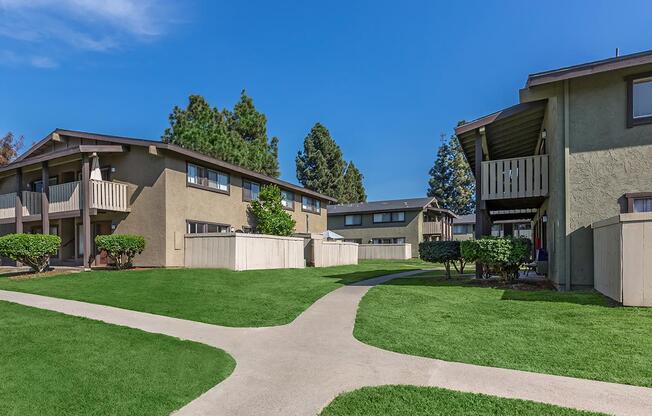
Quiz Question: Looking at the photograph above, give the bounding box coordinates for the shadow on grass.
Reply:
[378,274,611,307]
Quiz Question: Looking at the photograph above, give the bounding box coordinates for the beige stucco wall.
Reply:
[327,210,422,257]
[521,63,652,289]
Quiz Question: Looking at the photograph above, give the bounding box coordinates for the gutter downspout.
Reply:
[563,80,572,291]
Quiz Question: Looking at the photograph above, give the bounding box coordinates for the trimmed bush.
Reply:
[0,233,61,273]
[249,184,296,236]
[95,234,146,269]
[461,236,532,281]
[419,240,466,278]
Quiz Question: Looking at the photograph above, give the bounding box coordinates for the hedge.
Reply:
[461,236,531,281]
[95,234,146,269]
[0,233,61,273]
[419,240,467,278]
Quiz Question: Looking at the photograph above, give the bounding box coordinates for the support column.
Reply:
[15,169,23,234]
[82,155,91,269]
[41,161,50,234]
[475,132,491,278]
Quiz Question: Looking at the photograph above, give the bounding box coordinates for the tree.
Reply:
[427,133,475,214]
[296,123,346,201]
[340,161,366,203]
[0,132,23,166]
[249,185,296,236]
[162,91,280,177]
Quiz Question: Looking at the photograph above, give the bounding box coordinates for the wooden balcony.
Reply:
[481,154,548,201]
[0,180,129,221]
[423,221,442,235]
[90,180,129,212]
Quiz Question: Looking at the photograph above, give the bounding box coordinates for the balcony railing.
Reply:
[50,181,81,213]
[90,180,129,212]
[0,180,129,221]
[423,221,442,235]
[481,154,548,200]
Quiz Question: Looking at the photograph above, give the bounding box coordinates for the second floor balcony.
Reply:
[0,179,129,221]
[481,154,549,201]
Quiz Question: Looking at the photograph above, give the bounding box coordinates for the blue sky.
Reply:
[1,0,651,200]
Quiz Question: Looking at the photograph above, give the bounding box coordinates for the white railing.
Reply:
[90,180,129,212]
[22,191,41,217]
[481,154,548,200]
[49,181,81,213]
[0,192,16,220]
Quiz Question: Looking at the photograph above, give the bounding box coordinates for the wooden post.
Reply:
[41,161,50,234]
[82,155,91,269]
[475,132,491,278]
[15,169,23,234]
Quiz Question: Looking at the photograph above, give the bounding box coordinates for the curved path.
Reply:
[1,270,651,416]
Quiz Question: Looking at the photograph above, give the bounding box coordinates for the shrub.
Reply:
[249,185,296,236]
[95,234,146,269]
[461,236,532,281]
[0,233,61,273]
[419,240,466,278]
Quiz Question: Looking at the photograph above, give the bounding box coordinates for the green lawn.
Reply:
[0,259,430,327]
[320,386,603,416]
[354,273,652,387]
[0,300,234,416]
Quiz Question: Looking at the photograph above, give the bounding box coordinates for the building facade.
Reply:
[0,129,333,267]
[452,214,532,241]
[455,50,652,289]
[327,197,456,257]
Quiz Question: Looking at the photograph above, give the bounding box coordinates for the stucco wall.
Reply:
[327,210,422,257]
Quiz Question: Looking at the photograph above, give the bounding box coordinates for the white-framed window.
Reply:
[243,180,260,201]
[187,163,229,192]
[372,211,405,223]
[281,190,295,210]
[301,196,320,213]
[345,214,362,226]
[633,77,652,119]
[633,198,652,212]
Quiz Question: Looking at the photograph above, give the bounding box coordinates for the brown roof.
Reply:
[526,49,652,88]
[6,129,337,203]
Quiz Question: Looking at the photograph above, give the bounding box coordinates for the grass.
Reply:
[0,300,235,416]
[354,273,652,387]
[320,385,604,416]
[0,259,430,327]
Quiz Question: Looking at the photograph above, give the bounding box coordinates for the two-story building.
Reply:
[455,50,652,289]
[0,129,334,267]
[327,197,456,257]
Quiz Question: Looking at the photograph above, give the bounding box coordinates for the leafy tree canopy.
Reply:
[0,132,23,166]
[249,185,296,236]
[163,91,279,177]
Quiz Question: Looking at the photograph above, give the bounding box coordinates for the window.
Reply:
[243,180,260,201]
[344,215,362,226]
[372,211,405,223]
[187,221,230,234]
[453,224,468,234]
[627,73,652,127]
[301,196,320,213]
[625,193,652,213]
[371,237,405,244]
[344,238,362,244]
[281,190,295,210]
[187,163,229,193]
[633,198,652,212]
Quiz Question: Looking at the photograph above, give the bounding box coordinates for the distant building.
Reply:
[453,214,532,241]
[327,197,456,257]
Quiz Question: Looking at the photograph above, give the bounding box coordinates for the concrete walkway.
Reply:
[1,270,651,416]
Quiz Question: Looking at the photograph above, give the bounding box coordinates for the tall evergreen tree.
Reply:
[427,134,475,214]
[162,91,279,177]
[341,161,366,203]
[296,123,346,201]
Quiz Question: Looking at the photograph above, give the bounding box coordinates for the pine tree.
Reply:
[162,91,280,177]
[341,161,366,203]
[296,123,346,200]
[427,134,475,214]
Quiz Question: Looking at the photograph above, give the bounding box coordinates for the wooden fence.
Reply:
[0,193,16,220]
[184,233,305,271]
[593,213,652,306]
[90,180,129,212]
[317,240,358,267]
[49,181,81,213]
[358,243,412,260]
[22,191,41,217]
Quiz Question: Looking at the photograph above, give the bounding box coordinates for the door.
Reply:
[93,222,112,266]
